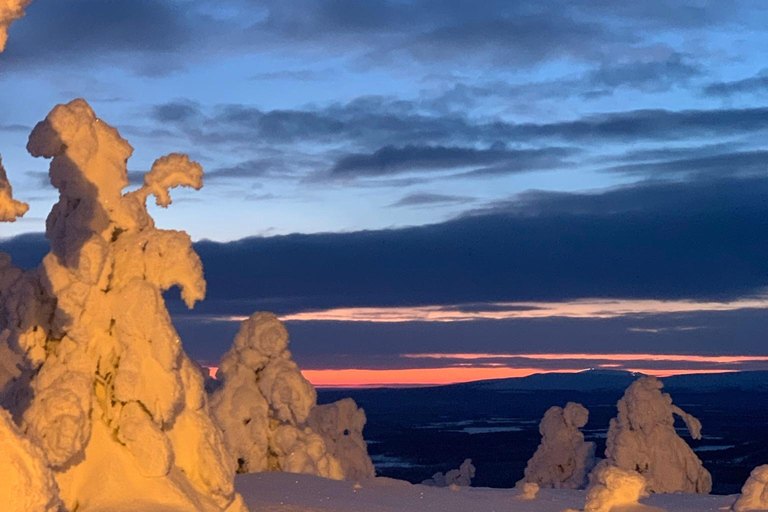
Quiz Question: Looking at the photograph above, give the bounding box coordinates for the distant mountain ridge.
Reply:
[457,369,768,392]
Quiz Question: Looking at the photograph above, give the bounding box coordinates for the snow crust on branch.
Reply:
[308,397,376,480]
[0,0,32,51]
[0,408,61,512]
[733,465,768,512]
[522,402,596,489]
[422,459,475,487]
[601,376,711,494]
[0,99,245,512]
[0,158,28,222]
[211,312,353,480]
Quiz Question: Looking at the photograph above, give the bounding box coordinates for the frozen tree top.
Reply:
[0,0,32,51]
[0,158,28,222]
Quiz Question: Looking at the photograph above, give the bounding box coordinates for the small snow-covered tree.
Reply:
[422,459,475,487]
[0,99,246,512]
[0,408,61,512]
[522,402,596,489]
[733,465,768,512]
[601,376,711,494]
[308,397,376,480]
[568,464,666,512]
[211,312,344,479]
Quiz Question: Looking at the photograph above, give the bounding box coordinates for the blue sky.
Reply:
[2,0,768,383]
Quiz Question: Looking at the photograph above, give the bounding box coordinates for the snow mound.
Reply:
[522,402,596,489]
[566,464,666,512]
[422,458,475,487]
[733,465,768,512]
[600,376,712,494]
[211,312,344,479]
[0,99,245,511]
[308,397,376,480]
[0,408,61,512]
[0,0,32,51]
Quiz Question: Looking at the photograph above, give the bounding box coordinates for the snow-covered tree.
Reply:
[0,0,33,52]
[733,465,768,512]
[0,408,61,512]
[515,482,540,501]
[211,312,344,479]
[308,397,376,480]
[0,99,245,512]
[601,376,711,494]
[522,402,596,489]
[422,459,475,487]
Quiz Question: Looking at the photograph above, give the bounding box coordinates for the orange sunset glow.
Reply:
[204,351,767,387]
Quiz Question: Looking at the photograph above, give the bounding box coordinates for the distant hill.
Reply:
[456,369,768,393]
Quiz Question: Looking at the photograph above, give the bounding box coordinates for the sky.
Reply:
[1,0,768,385]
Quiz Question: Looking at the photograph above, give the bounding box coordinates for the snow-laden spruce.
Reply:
[0,0,32,51]
[422,459,475,487]
[211,312,375,480]
[308,397,376,480]
[0,99,246,512]
[522,402,596,489]
[733,465,768,512]
[0,408,61,512]
[600,376,712,494]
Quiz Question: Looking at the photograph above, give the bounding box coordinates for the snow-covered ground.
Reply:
[235,472,737,512]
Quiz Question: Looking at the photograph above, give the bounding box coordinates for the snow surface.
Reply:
[0,0,32,51]
[522,402,596,489]
[601,376,712,494]
[235,471,737,512]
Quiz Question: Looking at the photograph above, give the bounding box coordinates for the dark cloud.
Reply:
[602,150,768,179]
[6,176,765,314]
[612,142,744,163]
[586,53,702,93]
[0,0,753,82]
[326,145,575,180]
[703,69,768,97]
[173,308,768,366]
[152,99,768,160]
[0,0,217,73]
[250,69,335,81]
[388,193,475,208]
[152,100,201,123]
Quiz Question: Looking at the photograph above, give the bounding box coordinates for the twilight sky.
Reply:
[2,0,768,385]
